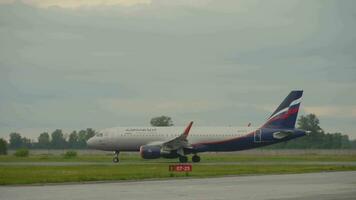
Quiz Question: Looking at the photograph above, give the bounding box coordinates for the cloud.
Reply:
[98,98,223,115]
[304,106,356,118]
[1,0,356,139]
[0,0,151,8]
[0,0,14,4]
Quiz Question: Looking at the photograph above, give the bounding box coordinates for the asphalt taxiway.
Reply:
[1,171,355,200]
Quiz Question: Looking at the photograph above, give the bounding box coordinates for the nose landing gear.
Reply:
[113,151,120,163]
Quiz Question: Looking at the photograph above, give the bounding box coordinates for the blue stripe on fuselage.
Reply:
[191,128,306,153]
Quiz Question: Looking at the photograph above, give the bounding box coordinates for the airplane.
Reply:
[87,90,307,163]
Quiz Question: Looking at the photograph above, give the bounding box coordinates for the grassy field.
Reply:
[1,152,356,163]
[1,152,356,185]
[1,164,355,185]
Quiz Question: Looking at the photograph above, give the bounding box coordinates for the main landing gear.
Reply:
[192,154,201,163]
[178,154,201,163]
[113,151,120,163]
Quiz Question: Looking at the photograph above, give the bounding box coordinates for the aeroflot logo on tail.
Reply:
[269,96,302,120]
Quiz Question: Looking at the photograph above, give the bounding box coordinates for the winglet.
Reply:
[183,121,193,138]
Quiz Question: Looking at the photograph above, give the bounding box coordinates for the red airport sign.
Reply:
[169,164,192,172]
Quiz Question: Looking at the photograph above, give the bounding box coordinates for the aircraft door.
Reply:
[254,129,262,143]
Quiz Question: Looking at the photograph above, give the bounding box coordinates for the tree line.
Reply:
[267,114,356,149]
[0,114,356,153]
[7,128,96,150]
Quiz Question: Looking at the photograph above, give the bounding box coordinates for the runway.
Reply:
[1,171,356,200]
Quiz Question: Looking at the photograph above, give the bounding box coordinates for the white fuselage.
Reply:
[88,126,256,151]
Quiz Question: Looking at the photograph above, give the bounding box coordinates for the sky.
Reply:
[0,0,355,140]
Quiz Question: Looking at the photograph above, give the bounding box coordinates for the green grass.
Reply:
[1,153,356,185]
[1,164,355,185]
[1,153,356,163]
[195,153,356,162]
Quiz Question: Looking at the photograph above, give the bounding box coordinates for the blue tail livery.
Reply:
[262,90,303,129]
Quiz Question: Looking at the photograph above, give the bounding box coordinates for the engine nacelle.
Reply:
[140,145,161,159]
[140,145,180,159]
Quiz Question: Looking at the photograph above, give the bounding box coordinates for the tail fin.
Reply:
[262,90,303,129]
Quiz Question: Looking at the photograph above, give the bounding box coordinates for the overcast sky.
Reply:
[1,0,355,139]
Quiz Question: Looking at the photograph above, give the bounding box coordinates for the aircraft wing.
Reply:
[161,121,193,155]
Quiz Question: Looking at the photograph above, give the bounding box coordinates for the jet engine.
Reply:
[140,145,161,159]
[139,145,179,159]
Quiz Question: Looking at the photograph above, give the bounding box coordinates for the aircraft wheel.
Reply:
[113,157,119,163]
[192,155,201,163]
[179,156,188,163]
[113,151,120,163]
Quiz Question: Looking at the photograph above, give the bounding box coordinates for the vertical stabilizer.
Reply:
[262,90,303,129]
